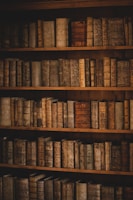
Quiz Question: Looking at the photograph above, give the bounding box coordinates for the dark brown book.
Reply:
[75,101,91,128]
[102,17,108,46]
[4,58,10,87]
[110,58,117,87]
[53,178,61,200]
[99,101,107,129]
[124,99,130,130]
[27,140,37,166]
[111,144,121,171]
[16,59,23,87]
[115,101,124,130]
[41,60,50,86]
[88,183,101,200]
[101,186,115,200]
[37,19,43,47]
[130,100,133,130]
[22,61,31,86]
[121,141,129,171]
[108,101,115,129]
[14,138,27,165]
[15,177,30,200]
[45,140,53,167]
[95,58,103,87]
[70,59,80,87]
[49,60,59,87]
[44,177,54,200]
[29,20,37,48]
[61,59,71,86]
[108,17,125,46]
[0,60,4,87]
[3,174,14,200]
[70,20,86,46]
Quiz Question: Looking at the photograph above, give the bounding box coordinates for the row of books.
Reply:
[0,97,133,130]
[1,136,133,171]
[0,57,133,87]
[0,16,132,48]
[0,173,133,200]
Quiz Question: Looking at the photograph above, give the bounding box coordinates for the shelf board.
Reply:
[0,87,133,91]
[0,126,133,134]
[0,46,133,52]
[0,0,133,11]
[0,163,133,176]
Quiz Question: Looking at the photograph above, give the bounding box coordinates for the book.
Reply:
[9,58,17,87]
[85,143,93,169]
[79,58,85,87]
[56,18,69,47]
[67,100,75,128]
[76,181,87,200]
[124,99,130,130]
[49,60,59,87]
[85,58,91,87]
[91,100,99,129]
[117,60,130,87]
[29,20,37,48]
[90,59,96,86]
[108,17,125,46]
[103,57,111,87]
[130,99,133,130]
[94,142,105,170]
[70,20,86,46]
[26,140,37,166]
[53,141,61,168]
[70,59,80,87]
[37,19,43,47]
[79,143,86,169]
[98,101,107,129]
[101,186,115,200]
[31,61,42,86]
[45,140,53,167]
[0,97,11,126]
[14,138,27,165]
[0,60,4,87]
[108,101,115,129]
[41,60,50,86]
[111,144,121,171]
[129,142,133,171]
[43,20,55,47]
[105,141,112,171]
[88,183,101,200]
[102,17,108,46]
[15,177,30,200]
[121,141,129,171]
[23,99,31,127]
[93,18,102,46]
[110,58,117,87]
[115,101,124,129]
[86,17,93,46]
[75,101,91,128]
[3,174,14,200]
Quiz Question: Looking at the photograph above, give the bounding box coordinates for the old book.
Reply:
[14,138,27,165]
[52,100,58,128]
[37,19,43,47]
[16,59,23,86]
[74,140,80,169]
[9,59,17,87]
[10,22,19,48]
[27,140,37,166]
[108,17,125,46]
[87,17,93,46]
[29,173,46,200]
[56,18,69,47]
[21,21,29,47]
[41,97,47,128]
[61,139,68,168]
[85,58,90,87]
[57,101,63,128]
[105,141,112,171]
[94,142,105,170]
[70,59,80,87]
[43,20,55,47]
[4,58,10,87]
[88,183,101,200]
[70,20,86,46]
[79,58,85,87]
[90,59,96,86]
[111,144,121,171]
[22,61,31,86]
[67,100,75,128]
[23,99,31,127]
[103,57,111,87]
[44,176,54,200]
[130,99,133,130]
[91,100,99,129]
[93,18,102,46]
[61,59,71,86]
[2,23,10,48]
[101,186,115,200]
[15,177,29,200]
[61,140,74,168]
[128,17,133,45]
[76,181,87,200]
[102,17,108,46]
[63,102,68,128]
[45,140,53,167]
[0,97,11,126]
[7,139,13,164]
[75,101,91,128]
[3,174,14,200]
[53,141,61,168]
[85,143,93,169]
[130,59,133,87]
[41,60,50,86]
[124,99,130,130]
[53,178,61,200]
[2,137,8,163]
[79,143,86,169]
[115,186,123,200]
[117,60,130,87]
[124,187,133,200]
[62,180,74,200]
[121,141,129,171]
[108,101,115,129]
[95,58,103,87]
[46,97,52,127]
[0,60,4,87]
[110,58,117,87]
[115,101,124,129]
[37,177,45,200]
[99,101,107,129]
[49,60,59,87]
[129,142,133,171]
[29,20,37,48]
[31,61,42,86]
[36,100,42,127]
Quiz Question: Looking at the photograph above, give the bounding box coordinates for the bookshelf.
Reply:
[0,0,133,199]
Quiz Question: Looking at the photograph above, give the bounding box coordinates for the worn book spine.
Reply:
[14,138,27,165]
[99,101,107,129]
[130,59,133,87]
[29,21,37,48]
[129,143,133,171]
[15,177,29,200]
[37,19,43,47]
[67,100,75,128]
[91,100,99,129]
[90,59,96,86]
[3,175,14,200]
[108,101,115,129]
[56,18,69,47]
[121,141,129,171]
[61,139,68,168]
[102,17,108,46]
[111,144,121,171]
[27,140,37,166]
[49,60,59,87]
[57,101,63,128]
[79,58,85,87]
[117,60,130,87]
[23,99,31,127]
[21,21,29,48]
[93,18,102,46]
[62,59,71,86]
[79,143,85,169]
[95,58,103,87]
[76,181,87,200]
[16,59,23,86]
[103,57,111,87]
[31,61,42,87]
[115,101,124,129]
[130,99,133,130]
[88,183,101,200]
[0,97,11,126]
[53,141,61,168]
[85,143,93,170]
[110,58,117,87]
[45,140,53,167]
[67,140,75,168]
[105,141,112,171]
[124,99,130,130]
[4,59,10,87]
[41,60,50,86]
[43,20,55,47]
[87,17,93,46]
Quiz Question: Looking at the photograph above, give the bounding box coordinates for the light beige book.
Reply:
[56,18,69,47]
[0,97,11,126]
[31,61,42,86]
